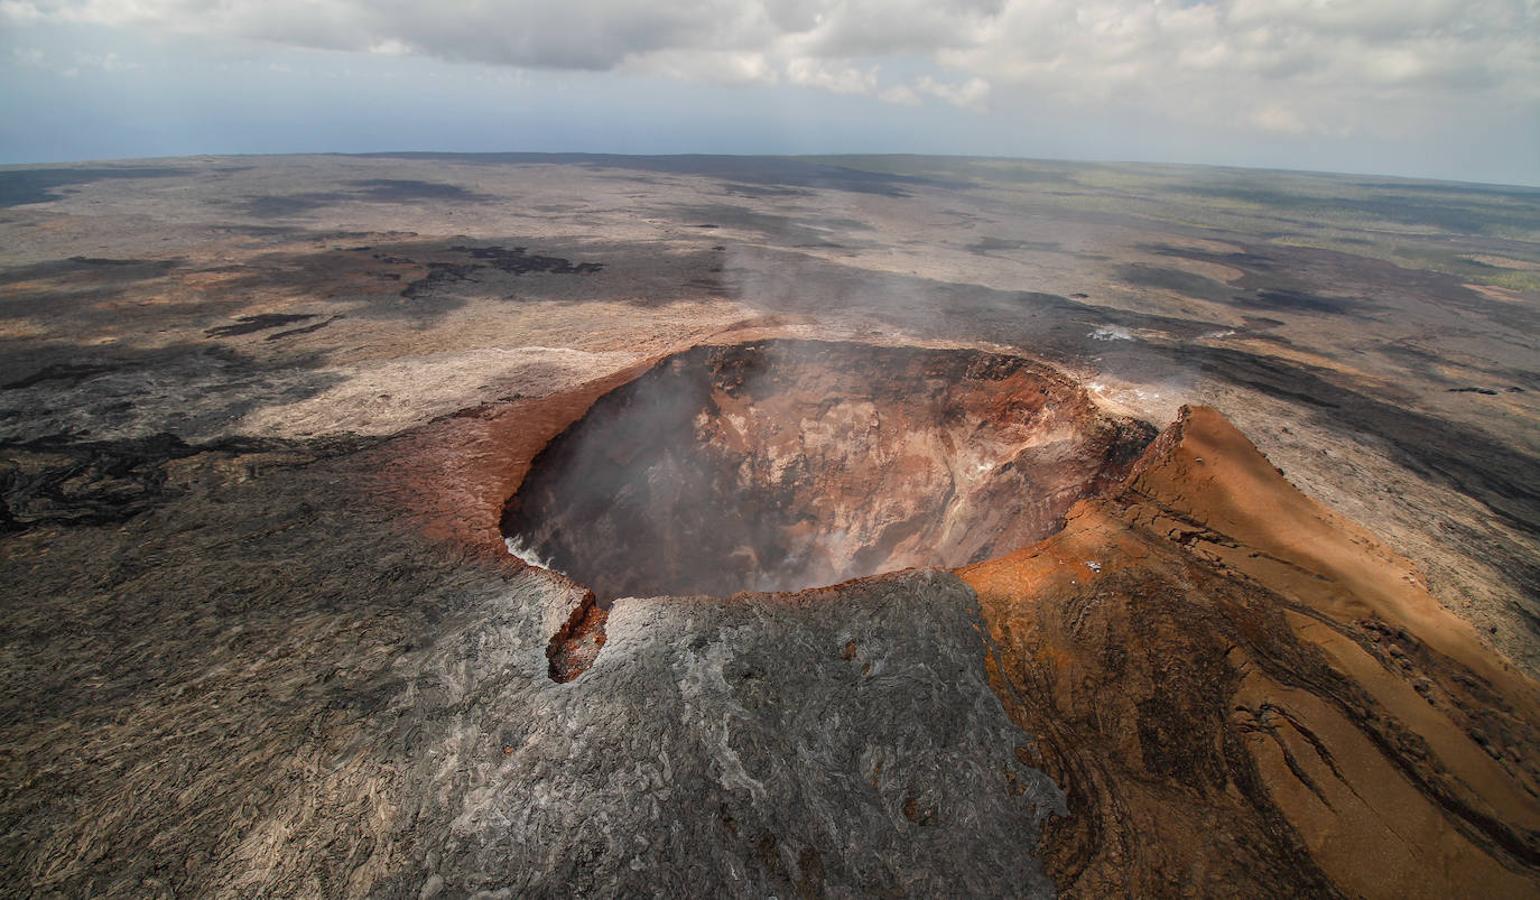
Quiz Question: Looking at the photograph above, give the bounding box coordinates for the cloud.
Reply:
[785,57,877,94]
[4,0,1536,137]
[878,84,921,106]
[7,42,139,76]
[917,75,990,110]
[367,38,410,56]
[1250,103,1306,135]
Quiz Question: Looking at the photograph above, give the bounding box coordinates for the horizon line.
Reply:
[3,148,1538,192]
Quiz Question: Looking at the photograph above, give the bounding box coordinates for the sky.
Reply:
[2,0,1537,185]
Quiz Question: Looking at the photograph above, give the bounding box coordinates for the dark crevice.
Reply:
[546,590,609,683]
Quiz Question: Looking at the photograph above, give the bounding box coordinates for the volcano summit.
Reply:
[502,340,1153,601]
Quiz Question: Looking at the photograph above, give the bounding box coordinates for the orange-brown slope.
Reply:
[961,405,1540,898]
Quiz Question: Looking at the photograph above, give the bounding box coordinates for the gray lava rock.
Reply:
[0,451,1058,897]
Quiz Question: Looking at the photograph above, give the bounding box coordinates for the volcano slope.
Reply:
[964,405,1540,897]
[483,339,1540,896]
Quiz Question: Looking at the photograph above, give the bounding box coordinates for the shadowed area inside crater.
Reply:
[502,340,1155,602]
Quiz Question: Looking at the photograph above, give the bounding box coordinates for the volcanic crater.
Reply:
[500,340,1156,606]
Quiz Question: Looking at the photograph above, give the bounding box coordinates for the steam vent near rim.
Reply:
[4,155,1540,898]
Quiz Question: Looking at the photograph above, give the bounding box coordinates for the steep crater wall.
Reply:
[502,340,1155,602]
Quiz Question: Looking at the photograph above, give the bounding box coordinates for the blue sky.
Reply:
[3,1,1537,185]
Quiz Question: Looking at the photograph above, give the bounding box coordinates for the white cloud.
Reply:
[367,38,410,56]
[3,0,1536,137]
[0,1,44,22]
[8,43,140,75]
[878,84,921,106]
[88,50,137,70]
[785,57,877,94]
[638,48,778,85]
[917,74,990,110]
[1251,103,1306,135]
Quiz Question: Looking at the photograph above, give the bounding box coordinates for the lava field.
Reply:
[4,155,1539,898]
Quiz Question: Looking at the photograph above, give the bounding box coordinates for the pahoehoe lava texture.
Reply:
[502,340,1155,601]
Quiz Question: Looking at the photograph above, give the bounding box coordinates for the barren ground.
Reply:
[2,154,1538,897]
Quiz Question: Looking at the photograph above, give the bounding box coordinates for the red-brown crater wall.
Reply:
[502,340,1155,601]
